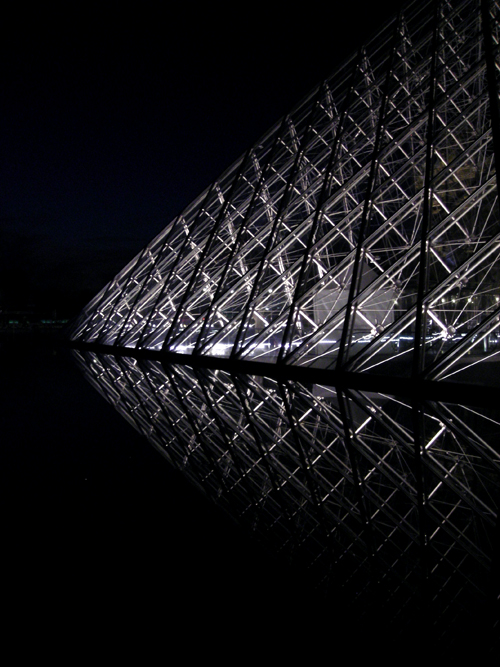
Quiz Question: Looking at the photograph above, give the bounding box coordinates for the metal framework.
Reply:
[69,0,500,648]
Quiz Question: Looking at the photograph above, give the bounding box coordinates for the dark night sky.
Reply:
[2,1,402,315]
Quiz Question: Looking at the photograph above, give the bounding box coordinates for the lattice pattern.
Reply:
[72,348,500,639]
[69,0,500,648]
[70,0,500,388]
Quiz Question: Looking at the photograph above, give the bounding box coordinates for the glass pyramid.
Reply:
[70,0,500,389]
[70,0,500,652]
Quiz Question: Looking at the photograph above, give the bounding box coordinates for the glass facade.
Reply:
[69,0,500,650]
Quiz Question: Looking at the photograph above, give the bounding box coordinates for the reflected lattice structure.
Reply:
[69,0,500,650]
[72,349,499,646]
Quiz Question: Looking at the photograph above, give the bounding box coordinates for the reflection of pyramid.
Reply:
[72,348,500,650]
[70,0,500,387]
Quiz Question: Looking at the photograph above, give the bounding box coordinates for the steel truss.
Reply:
[69,0,500,649]
[71,0,500,389]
